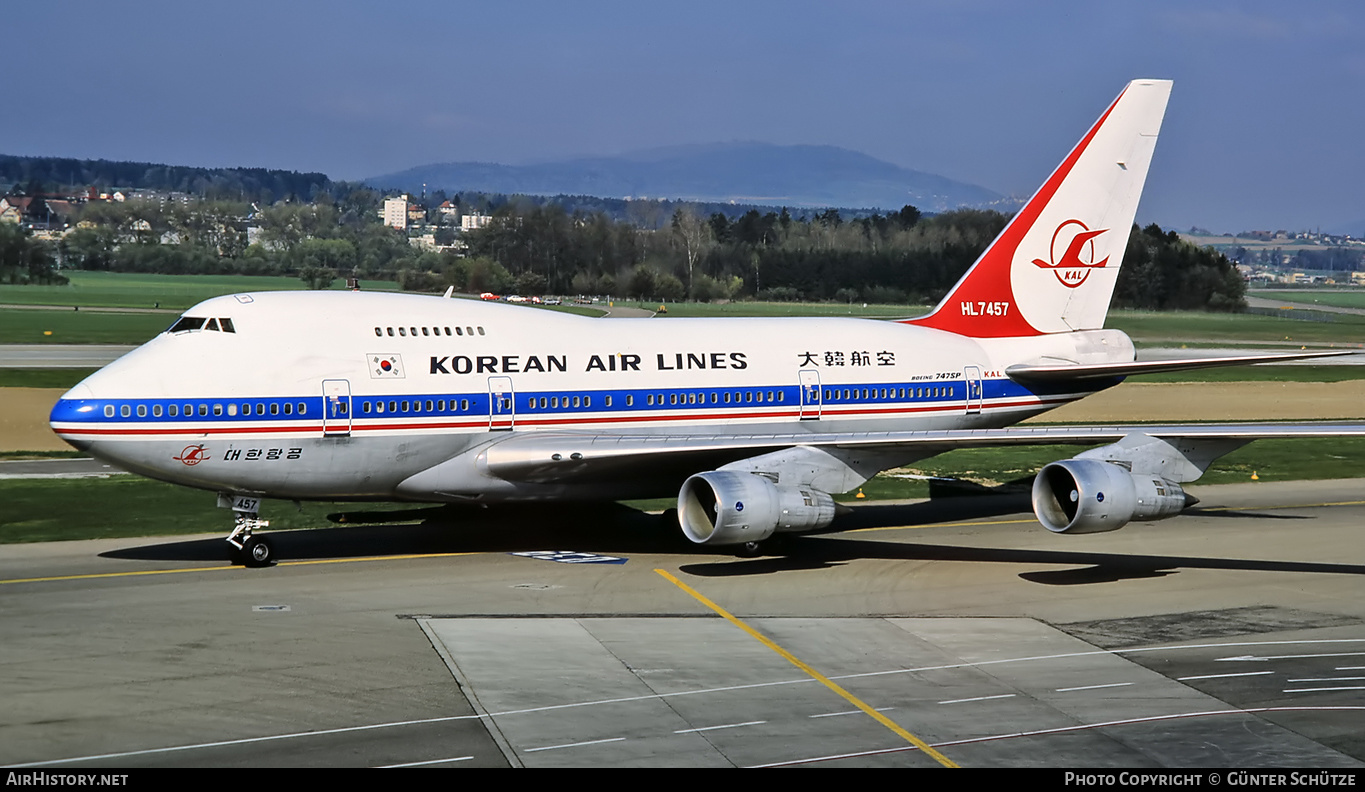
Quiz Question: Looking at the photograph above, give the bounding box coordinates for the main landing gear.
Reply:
[220,494,274,567]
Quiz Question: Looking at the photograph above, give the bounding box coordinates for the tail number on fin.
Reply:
[960,301,1011,317]
[1032,220,1110,288]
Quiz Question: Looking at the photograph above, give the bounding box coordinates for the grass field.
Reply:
[0,271,400,311]
[1251,289,1365,311]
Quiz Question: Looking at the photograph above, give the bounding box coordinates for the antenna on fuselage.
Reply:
[442,286,454,299]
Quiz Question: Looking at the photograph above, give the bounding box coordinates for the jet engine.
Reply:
[678,471,837,546]
[1032,459,1193,534]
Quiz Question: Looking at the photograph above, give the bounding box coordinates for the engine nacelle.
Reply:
[678,471,837,546]
[1032,459,1191,534]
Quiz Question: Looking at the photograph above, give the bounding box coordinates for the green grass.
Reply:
[0,308,172,345]
[649,301,930,318]
[0,477,382,544]
[1250,290,1365,311]
[1106,309,1365,346]
[0,369,98,388]
[1135,365,1365,383]
[0,271,400,311]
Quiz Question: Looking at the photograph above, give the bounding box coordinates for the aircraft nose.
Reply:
[49,381,97,451]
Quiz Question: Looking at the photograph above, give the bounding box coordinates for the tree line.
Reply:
[2,177,1245,311]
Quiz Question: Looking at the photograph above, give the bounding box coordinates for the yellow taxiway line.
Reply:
[654,567,958,768]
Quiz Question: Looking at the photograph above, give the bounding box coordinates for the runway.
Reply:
[3,479,1365,768]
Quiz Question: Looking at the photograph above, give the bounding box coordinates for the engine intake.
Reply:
[1032,459,1193,534]
[678,471,836,546]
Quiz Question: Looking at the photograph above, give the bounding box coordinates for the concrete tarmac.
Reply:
[3,479,1365,768]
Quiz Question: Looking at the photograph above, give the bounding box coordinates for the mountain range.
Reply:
[365,142,1014,213]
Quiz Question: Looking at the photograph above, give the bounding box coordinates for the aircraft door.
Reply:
[964,366,983,415]
[488,376,515,431]
[322,379,352,436]
[799,369,821,420]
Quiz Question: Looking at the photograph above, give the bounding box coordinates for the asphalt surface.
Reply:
[3,479,1365,768]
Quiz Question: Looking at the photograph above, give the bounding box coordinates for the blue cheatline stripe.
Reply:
[51,377,1093,429]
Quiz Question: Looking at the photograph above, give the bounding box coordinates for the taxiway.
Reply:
[2,479,1364,768]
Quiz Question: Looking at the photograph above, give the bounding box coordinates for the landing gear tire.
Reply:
[241,535,274,568]
[738,540,764,558]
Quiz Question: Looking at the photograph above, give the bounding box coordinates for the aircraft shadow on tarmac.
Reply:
[98,491,1365,586]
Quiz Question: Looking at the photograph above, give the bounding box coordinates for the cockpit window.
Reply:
[166,316,236,334]
[168,316,206,333]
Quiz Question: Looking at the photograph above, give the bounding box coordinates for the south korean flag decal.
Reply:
[367,353,405,379]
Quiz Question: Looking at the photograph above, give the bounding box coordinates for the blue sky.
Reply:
[7,1,1363,233]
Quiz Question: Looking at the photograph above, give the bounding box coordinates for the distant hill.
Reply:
[366,142,1011,213]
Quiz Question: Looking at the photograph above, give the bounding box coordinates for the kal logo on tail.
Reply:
[1032,219,1110,288]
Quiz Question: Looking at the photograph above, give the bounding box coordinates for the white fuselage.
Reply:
[50,291,1132,502]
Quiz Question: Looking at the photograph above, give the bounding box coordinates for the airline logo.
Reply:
[368,354,405,379]
[173,444,210,466]
[1032,219,1111,288]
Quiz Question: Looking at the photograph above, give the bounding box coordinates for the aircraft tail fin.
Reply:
[906,79,1172,338]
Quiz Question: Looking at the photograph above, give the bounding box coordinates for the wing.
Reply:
[479,422,1365,486]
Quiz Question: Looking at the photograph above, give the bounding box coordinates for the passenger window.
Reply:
[422,327,429,336]
[425,400,433,411]
[626,395,633,406]
[376,402,385,414]
[298,402,305,415]
[227,404,237,416]
[363,401,371,413]
[213,404,223,416]
[153,405,163,417]
[375,327,382,337]
[467,327,474,336]
[460,399,469,411]
[573,396,581,408]
[387,327,394,336]
[137,405,147,417]
[444,327,452,335]
[256,403,264,414]
[456,327,463,336]
[283,403,292,415]
[399,327,406,336]
[270,403,279,415]
[199,404,208,416]
[169,404,179,417]
[477,327,485,335]
[388,401,397,413]
[604,396,610,407]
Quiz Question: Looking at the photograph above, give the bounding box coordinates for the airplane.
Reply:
[49,79,1365,567]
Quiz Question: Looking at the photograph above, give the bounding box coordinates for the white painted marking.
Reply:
[1056,682,1132,692]
[1287,677,1365,683]
[377,755,474,768]
[1217,652,1365,662]
[939,693,1016,705]
[525,737,626,753]
[1177,671,1275,681]
[1284,686,1365,694]
[674,720,766,733]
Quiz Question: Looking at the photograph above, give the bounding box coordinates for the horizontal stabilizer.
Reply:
[1006,350,1358,382]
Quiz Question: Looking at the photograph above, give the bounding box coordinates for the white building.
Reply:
[462,212,492,231]
[383,195,409,230]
